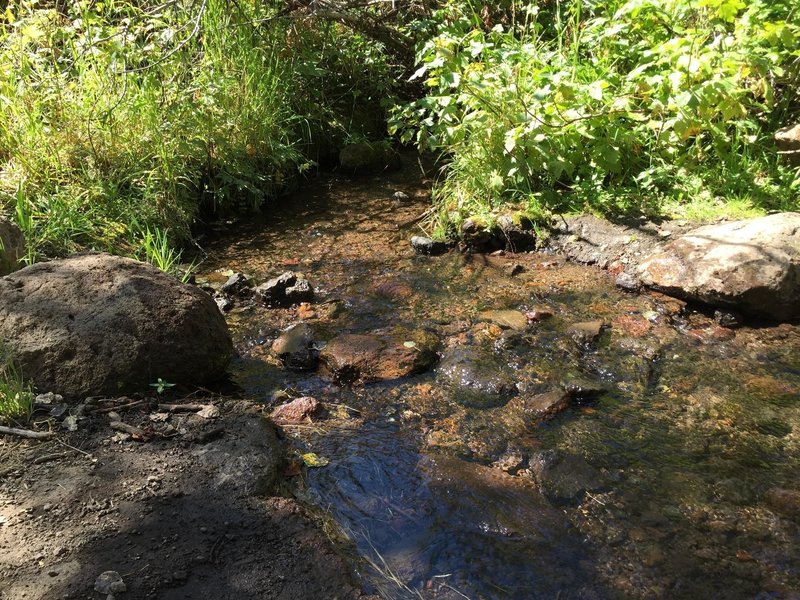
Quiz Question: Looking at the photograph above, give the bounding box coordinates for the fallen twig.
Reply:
[0,425,55,440]
[157,403,208,413]
[30,450,79,465]
[91,399,148,414]
[109,421,146,437]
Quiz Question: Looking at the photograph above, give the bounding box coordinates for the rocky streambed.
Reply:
[195,156,800,599]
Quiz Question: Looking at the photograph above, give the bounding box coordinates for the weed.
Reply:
[0,345,33,423]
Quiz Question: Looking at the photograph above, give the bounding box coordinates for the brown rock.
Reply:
[523,390,571,421]
[0,252,232,400]
[567,320,606,346]
[319,331,438,384]
[270,397,320,425]
[765,488,800,518]
[775,123,800,166]
[478,309,528,331]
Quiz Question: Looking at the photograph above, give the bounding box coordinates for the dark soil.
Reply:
[0,398,369,600]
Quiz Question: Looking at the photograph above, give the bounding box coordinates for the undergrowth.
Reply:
[391,0,800,236]
[0,344,33,422]
[0,0,396,266]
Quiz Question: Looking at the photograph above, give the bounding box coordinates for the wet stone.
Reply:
[411,235,448,256]
[562,378,605,402]
[320,331,438,384]
[524,307,554,322]
[478,309,528,331]
[436,346,517,409]
[522,390,572,422]
[271,323,318,371]
[255,271,314,306]
[531,451,605,506]
[214,294,234,313]
[714,309,744,328]
[567,320,606,347]
[220,272,252,297]
[615,272,641,291]
[504,263,525,277]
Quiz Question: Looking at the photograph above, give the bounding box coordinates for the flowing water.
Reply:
[200,156,800,599]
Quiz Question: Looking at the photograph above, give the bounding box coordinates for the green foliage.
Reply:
[0,1,397,263]
[0,344,33,422]
[149,377,175,394]
[391,0,800,232]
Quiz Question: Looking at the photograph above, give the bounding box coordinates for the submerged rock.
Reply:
[479,309,528,331]
[319,331,438,384]
[567,320,606,347]
[437,346,516,408]
[255,271,314,306]
[271,323,318,371]
[637,213,800,320]
[0,252,232,400]
[531,451,605,506]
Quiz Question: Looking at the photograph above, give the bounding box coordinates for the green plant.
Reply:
[0,345,34,422]
[149,378,175,395]
[391,0,800,232]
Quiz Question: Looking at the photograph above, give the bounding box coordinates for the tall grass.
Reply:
[0,0,395,266]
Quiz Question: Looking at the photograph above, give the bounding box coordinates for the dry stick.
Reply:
[0,426,55,440]
[109,422,146,437]
[157,403,208,413]
[30,451,79,465]
[91,399,148,414]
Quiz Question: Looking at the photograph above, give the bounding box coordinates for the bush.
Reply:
[391,0,800,235]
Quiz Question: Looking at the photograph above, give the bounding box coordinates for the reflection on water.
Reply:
[202,156,800,599]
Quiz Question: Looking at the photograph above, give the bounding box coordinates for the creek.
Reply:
[200,155,800,599]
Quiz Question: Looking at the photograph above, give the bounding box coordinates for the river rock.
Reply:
[567,320,606,346]
[319,331,438,384]
[461,217,499,250]
[775,123,800,166]
[436,346,516,408]
[521,390,572,421]
[637,213,800,320]
[765,488,800,519]
[0,215,24,275]
[220,272,252,297]
[255,271,314,306]
[410,235,448,256]
[271,323,318,371]
[479,309,528,331]
[270,396,320,425]
[497,213,537,251]
[531,451,605,506]
[339,142,401,175]
[0,252,232,400]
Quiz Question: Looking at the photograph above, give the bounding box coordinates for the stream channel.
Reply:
[199,155,800,599]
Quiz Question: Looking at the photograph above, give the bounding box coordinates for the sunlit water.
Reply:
[200,156,800,599]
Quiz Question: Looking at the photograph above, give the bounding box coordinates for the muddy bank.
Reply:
[0,399,367,600]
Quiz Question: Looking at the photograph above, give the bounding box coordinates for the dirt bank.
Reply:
[0,397,368,600]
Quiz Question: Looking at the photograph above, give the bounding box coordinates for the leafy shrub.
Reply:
[392,0,800,234]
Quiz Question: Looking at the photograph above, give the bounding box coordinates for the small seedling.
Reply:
[150,378,175,394]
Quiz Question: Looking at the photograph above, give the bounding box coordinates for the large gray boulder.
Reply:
[0,215,25,275]
[637,213,800,320]
[0,252,233,399]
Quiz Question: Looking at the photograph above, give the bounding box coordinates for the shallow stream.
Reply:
[200,156,800,599]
